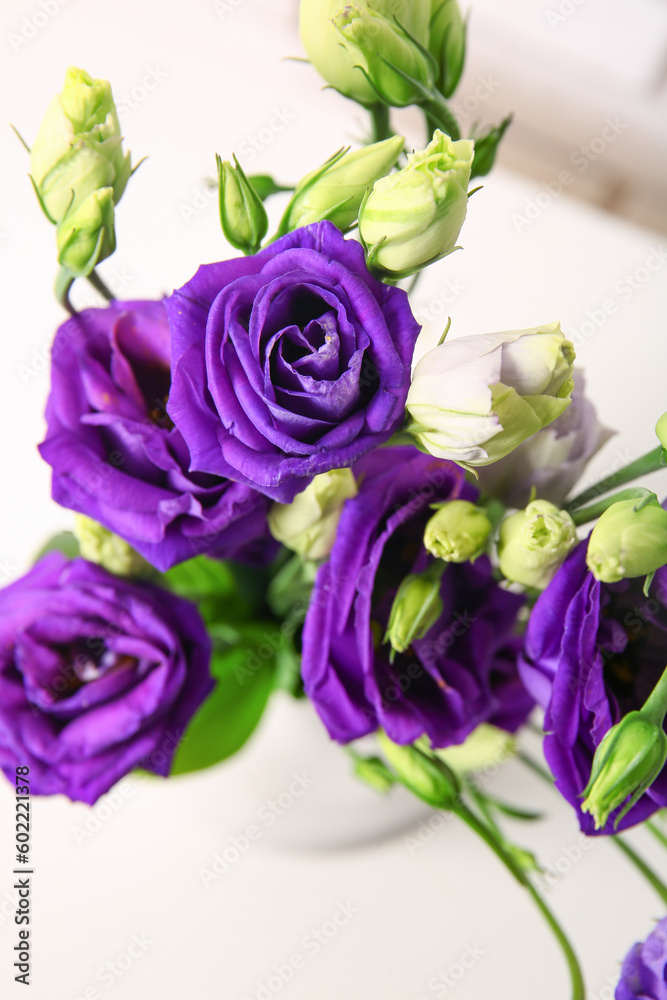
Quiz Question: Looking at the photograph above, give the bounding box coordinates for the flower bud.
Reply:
[377,732,461,808]
[384,563,444,654]
[268,469,358,561]
[429,0,466,98]
[353,755,396,794]
[29,66,132,275]
[586,496,667,584]
[477,372,612,509]
[582,712,667,830]
[217,154,268,255]
[656,411,667,452]
[469,116,512,179]
[359,130,473,277]
[299,0,432,106]
[73,515,152,578]
[56,187,116,277]
[281,137,404,234]
[424,500,491,563]
[333,6,436,108]
[498,500,577,590]
[407,322,575,467]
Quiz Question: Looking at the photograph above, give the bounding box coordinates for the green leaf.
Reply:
[247,174,293,201]
[34,531,80,562]
[162,556,250,624]
[170,644,275,775]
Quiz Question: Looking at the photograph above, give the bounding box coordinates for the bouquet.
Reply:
[4,3,667,997]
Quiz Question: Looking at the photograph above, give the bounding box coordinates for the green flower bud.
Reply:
[431,724,516,775]
[268,469,358,561]
[424,500,491,563]
[377,732,461,808]
[656,411,667,452]
[429,0,466,98]
[353,755,396,794]
[217,154,268,255]
[56,187,116,277]
[384,563,444,654]
[498,499,577,590]
[586,496,667,583]
[333,6,436,108]
[29,67,132,276]
[281,137,404,234]
[73,514,152,578]
[299,0,432,106]
[407,323,575,467]
[359,130,473,277]
[31,67,131,219]
[469,115,512,179]
[582,712,667,830]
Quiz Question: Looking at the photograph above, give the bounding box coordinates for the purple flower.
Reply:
[477,373,613,508]
[616,916,667,1000]
[301,446,533,745]
[39,300,276,572]
[520,540,667,834]
[0,553,213,804]
[165,221,421,503]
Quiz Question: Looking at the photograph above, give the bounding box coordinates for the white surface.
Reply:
[1,2,667,998]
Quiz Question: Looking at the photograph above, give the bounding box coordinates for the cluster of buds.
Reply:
[29,67,132,277]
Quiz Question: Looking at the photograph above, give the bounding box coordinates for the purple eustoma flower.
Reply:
[301,446,533,745]
[0,553,213,804]
[520,540,667,834]
[165,222,421,503]
[39,300,276,571]
[616,916,667,999]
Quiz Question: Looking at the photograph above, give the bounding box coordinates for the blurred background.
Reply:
[0,2,666,999]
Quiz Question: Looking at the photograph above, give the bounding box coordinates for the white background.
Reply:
[1,1,667,998]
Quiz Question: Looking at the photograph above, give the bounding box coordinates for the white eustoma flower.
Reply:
[406,322,575,467]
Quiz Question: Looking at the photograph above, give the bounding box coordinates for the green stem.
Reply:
[566,446,665,512]
[86,269,115,302]
[570,487,656,527]
[647,819,667,852]
[55,269,76,316]
[516,749,554,784]
[455,803,585,1000]
[369,103,393,143]
[421,91,460,141]
[613,838,667,906]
